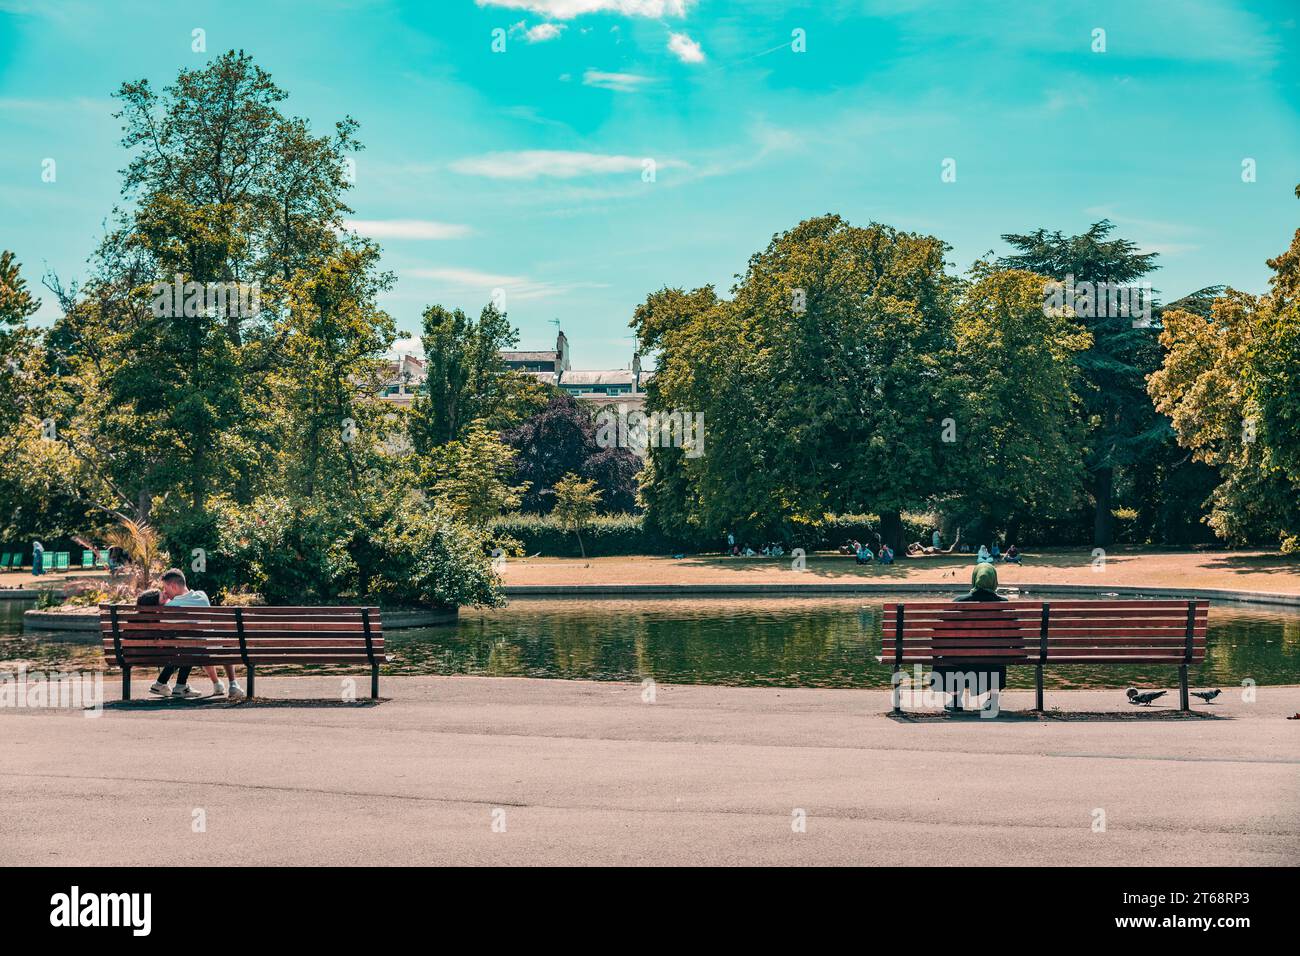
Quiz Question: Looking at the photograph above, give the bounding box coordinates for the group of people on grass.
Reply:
[721,526,1023,566]
[845,540,894,565]
[140,568,246,700]
[720,532,788,558]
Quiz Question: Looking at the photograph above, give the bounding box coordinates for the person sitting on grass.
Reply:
[1003,543,1021,564]
[855,542,874,565]
[990,541,1001,560]
[906,529,962,556]
[159,568,245,700]
[976,544,993,564]
[878,543,894,564]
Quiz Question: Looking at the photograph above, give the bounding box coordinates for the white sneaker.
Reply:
[227,681,246,700]
[211,680,228,697]
[148,681,171,697]
[171,684,202,700]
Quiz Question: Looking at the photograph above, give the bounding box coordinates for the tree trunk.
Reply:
[1093,466,1114,547]
[879,509,905,554]
[137,488,153,524]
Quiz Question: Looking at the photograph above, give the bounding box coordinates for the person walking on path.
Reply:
[31,540,44,576]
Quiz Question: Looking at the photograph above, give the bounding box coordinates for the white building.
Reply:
[381,330,650,410]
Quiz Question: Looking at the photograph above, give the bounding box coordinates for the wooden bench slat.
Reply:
[100,604,388,700]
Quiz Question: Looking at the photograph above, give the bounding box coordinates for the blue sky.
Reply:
[2,0,1298,369]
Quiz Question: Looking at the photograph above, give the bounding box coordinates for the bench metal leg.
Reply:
[122,666,131,701]
[371,663,380,700]
[891,665,902,715]
[246,664,255,699]
[1179,664,1189,711]
[1035,664,1044,711]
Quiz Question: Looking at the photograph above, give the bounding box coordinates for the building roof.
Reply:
[500,351,559,363]
[560,369,636,386]
[381,354,426,385]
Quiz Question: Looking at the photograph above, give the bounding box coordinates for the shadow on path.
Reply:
[887,709,1226,723]
[100,697,385,711]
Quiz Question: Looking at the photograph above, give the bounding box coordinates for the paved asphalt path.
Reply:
[1,676,1297,865]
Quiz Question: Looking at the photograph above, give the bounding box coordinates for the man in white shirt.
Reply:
[159,568,245,699]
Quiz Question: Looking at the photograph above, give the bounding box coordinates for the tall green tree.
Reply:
[422,420,529,528]
[999,221,1164,545]
[946,265,1092,540]
[635,215,957,551]
[1150,194,1300,548]
[0,253,91,540]
[0,250,39,430]
[78,48,364,515]
[409,301,523,449]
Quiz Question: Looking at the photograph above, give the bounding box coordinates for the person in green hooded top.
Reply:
[936,562,1008,711]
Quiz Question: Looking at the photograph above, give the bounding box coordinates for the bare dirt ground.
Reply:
[499,548,1300,594]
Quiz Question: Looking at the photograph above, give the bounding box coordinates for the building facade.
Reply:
[380,330,649,411]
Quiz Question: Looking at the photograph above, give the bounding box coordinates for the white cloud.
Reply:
[345,219,471,240]
[509,20,566,42]
[582,69,654,92]
[450,150,685,180]
[406,266,608,301]
[476,1,689,19]
[667,31,705,63]
[526,22,564,41]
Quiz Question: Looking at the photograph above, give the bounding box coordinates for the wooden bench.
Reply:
[99,604,389,701]
[877,599,1208,713]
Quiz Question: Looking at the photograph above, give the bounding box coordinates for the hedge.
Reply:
[489,512,936,558]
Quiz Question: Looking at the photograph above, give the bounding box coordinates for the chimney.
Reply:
[555,329,570,374]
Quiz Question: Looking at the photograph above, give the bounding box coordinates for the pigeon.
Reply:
[1126,687,1167,706]
[1191,689,1221,703]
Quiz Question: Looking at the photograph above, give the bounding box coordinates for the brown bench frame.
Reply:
[100,604,389,701]
[878,599,1208,714]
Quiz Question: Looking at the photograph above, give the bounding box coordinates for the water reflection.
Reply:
[4,595,1299,689]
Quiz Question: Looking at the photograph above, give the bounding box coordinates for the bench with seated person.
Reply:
[101,603,390,701]
[877,566,1207,714]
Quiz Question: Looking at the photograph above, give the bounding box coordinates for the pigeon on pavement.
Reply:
[1126,687,1167,706]
[1191,689,1221,702]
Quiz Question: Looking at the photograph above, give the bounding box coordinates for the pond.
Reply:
[4,594,1300,689]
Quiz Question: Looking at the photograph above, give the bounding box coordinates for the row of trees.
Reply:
[634,210,1300,553]
[3,50,1296,571]
[0,51,636,604]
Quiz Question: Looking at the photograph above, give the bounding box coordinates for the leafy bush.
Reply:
[363,504,504,609]
[156,492,503,609]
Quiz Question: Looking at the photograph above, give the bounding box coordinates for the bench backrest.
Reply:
[99,604,385,668]
[881,600,1208,666]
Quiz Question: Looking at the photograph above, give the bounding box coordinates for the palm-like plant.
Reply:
[103,517,164,591]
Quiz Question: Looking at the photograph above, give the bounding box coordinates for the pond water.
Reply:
[5,594,1300,689]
